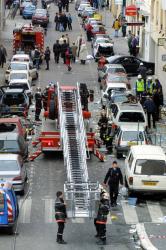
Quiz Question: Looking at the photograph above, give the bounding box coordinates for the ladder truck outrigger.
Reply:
[30,83,104,218]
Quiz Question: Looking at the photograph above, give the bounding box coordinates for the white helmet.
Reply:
[148,76,152,80]
[140,62,143,66]
[138,74,142,79]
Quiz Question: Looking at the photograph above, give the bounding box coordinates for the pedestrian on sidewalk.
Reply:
[144,96,156,129]
[103,161,123,207]
[131,34,138,56]
[65,0,69,12]
[79,42,88,64]
[67,13,72,30]
[121,17,127,37]
[61,40,68,64]
[127,30,132,55]
[86,23,93,41]
[58,0,62,13]
[0,45,7,68]
[76,34,83,57]
[35,87,42,121]
[53,40,61,63]
[65,47,72,71]
[55,191,67,244]
[44,46,51,70]
[62,13,68,32]
[71,42,77,63]
[54,13,60,31]
[94,191,110,246]
[153,88,162,121]
[112,19,121,37]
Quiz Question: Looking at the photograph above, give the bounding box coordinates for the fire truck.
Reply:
[13,24,44,55]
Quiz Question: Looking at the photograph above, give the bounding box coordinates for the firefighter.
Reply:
[146,76,153,95]
[98,113,108,141]
[80,83,89,111]
[103,124,115,153]
[35,87,42,121]
[135,74,145,98]
[55,191,67,244]
[34,47,41,70]
[94,191,110,245]
[42,86,49,111]
[103,161,123,207]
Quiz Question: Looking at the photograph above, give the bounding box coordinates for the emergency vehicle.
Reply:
[13,24,44,55]
[0,181,19,234]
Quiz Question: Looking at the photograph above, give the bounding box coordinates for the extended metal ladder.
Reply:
[57,83,100,218]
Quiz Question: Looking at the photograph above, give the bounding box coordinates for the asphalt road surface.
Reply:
[1,2,166,250]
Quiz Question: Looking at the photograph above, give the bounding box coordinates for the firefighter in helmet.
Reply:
[35,87,42,121]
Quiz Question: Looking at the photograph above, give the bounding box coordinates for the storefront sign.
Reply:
[115,0,123,4]
[125,5,137,16]
[158,38,166,46]
[127,22,144,26]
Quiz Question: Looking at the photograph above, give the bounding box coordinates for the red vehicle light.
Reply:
[13,176,22,181]
[129,177,133,185]
[8,215,13,223]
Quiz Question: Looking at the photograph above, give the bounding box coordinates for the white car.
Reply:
[98,64,126,82]
[11,54,32,63]
[77,3,90,15]
[8,70,32,85]
[93,42,114,61]
[5,61,38,82]
[9,79,32,103]
[114,124,149,158]
[125,145,166,195]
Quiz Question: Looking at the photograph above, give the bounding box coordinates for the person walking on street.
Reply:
[94,191,110,245]
[112,18,121,37]
[65,47,72,71]
[103,161,123,207]
[131,34,138,56]
[55,191,67,244]
[86,23,93,41]
[146,76,153,95]
[65,0,69,12]
[76,34,83,57]
[138,62,147,84]
[34,47,40,70]
[71,42,77,63]
[0,45,7,68]
[79,42,88,64]
[54,13,60,31]
[121,17,127,37]
[61,40,68,64]
[67,13,72,30]
[59,35,66,45]
[153,78,162,92]
[44,46,51,70]
[58,0,62,13]
[53,40,61,63]
[35,87,42,121]
[153,88,162,121]
[144,96,156,129]
[62,12,68,31]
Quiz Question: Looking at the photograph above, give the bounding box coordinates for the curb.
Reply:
[136,223,158,250]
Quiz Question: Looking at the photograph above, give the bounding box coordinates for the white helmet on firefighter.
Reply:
[147,76,152,80]
[140,62,143,66]
[137,74,142,79]
[36,87,41,92]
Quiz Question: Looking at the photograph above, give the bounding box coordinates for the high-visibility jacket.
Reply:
[146,81,153,94]
[136,79,144,92]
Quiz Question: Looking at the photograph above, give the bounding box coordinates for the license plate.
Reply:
[128,141,137,146]
[143,181,157,186]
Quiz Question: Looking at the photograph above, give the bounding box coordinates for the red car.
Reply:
[32,8,49,27]
[91,24,106,37]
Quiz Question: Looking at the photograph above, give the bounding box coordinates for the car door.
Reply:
[29,63,36,80]
[130,57,140,75]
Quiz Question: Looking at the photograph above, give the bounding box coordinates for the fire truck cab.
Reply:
[13,24,44,55]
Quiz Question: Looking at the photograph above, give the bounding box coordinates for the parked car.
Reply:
[22,4,36,19]
[11,54,32,63]
[9,79,32,103]
[8,70,32,85]
[0,181,19,234]
[93,43,114,61]
[32,8,49,27]
[91,24,106,37]
[106,55,155,76]
[19,0,32,15]
[98,64,126,82]
[109,102,147,129]
[77,2,90,15]
[5,61,38,82]
[125,145,166,195]
[101,73,131,90]
[84,18,103,30]
[0,154,27,195]
[114,125,149,158]
[91,34,112,48]
[81,6,96,18]
[0,117,27,139]
[105,91,130,108]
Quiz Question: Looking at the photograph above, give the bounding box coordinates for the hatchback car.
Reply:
[77,3,91,16]
[114,125,149,158]
[125,145,166,196]
[91,34,112,48]
[9,79,32,103]
[98,64,126,82]
[22,4,36,19]
[0,154,27,195]
[32,8,49,27]
[8,70,32,85]
[0,132,28,160]
[101,73,130,90]
[11,54,31,63]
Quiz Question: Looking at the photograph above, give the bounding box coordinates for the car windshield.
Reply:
[107,88,126,94]
[10,84,29,90]
[112,95,128,103]
[10,63,27,70]
[10,73,27,80]
[134,159,166,175]
[0,160,19,171]
[107,68,125,74]
[96,39,110,44]
[4,93,25,106]
[0,123,17,132]
[107,74,127,83]
[0,140,19,151]
[119,112,145,123]
[122,131,144,141]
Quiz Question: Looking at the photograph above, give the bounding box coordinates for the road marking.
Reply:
[19,198,32,223]
[71,218,85,223]
[121,200,139,224]
[44,199,54,223]
[147,201,164,223]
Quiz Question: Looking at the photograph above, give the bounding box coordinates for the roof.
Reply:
[0,153,19,160]
[97,43,113,47]
[5,88,24,93]
[119,124,145,131]
[10,70,28,74]
[9,79,29,84]
[0,132,19,140]
[0,117,20,123]
[12,54,30,59]
[130,145,165,157]
[105,64,124,68]
[117,103,143,111]
[106,83,127,89]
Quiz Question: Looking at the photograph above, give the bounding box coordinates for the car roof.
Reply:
[106,83,127,89]
[10,70,28,74]
[130,145,165,158]
[9,79,29,83]
[119,124,145,131]
[117,103,143,111]
[12,54,30,58]
[5,88,24,93]
[0,153,19,160]
[0,132,19,140]
[104,64,124,68]
[97,43,112,47]
[0,117,20,123]
[10,61,29,65]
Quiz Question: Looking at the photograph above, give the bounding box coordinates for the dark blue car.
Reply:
[22,4,36,19]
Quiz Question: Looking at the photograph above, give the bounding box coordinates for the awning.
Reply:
[125,5,137,16]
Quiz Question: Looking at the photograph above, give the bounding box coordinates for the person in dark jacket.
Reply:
[144,96,156,129]
[153,88,161,121]
[138,62,147,84]
[94,191,110,245]
[103,161,123,207]
[62,13,68,32]
[0,45,7,68]
[53,40,61,63]
[55,191,67,244]
[44,46,51,70]
[58,0,62,13]
[54,13,60,31]
[61,40,68,64]
[35,87,42,121]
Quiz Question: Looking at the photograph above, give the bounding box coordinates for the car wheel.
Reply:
[116,151,122,159]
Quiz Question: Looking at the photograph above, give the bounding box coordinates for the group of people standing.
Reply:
[54,12,72,31]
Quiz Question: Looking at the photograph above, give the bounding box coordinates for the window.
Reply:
[128,153,134,169]
[122,131,144,142]
[134,160,166,175]
[0,140,19,151]
[0,160,19,171]
[119,112,145,123]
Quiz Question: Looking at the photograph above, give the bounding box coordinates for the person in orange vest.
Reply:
[55,191,67,244]
[94,191,110,245]
[98,55,107,70]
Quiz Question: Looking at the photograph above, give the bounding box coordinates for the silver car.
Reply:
[0,154,27,195]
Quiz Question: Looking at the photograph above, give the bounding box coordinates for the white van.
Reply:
[125,145,166,195]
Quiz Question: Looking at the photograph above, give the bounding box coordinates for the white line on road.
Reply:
[44,198,54,223]
[121,200,139,224]
[19,198,32,223]
[146,201,164,223]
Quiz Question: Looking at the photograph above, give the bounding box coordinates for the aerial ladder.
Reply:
[57,83,100,218]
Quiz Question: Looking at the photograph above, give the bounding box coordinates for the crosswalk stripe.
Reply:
[121,200,139,224]
[44,199,54,223]
[19,198,32,223]
[147,201,164,223]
